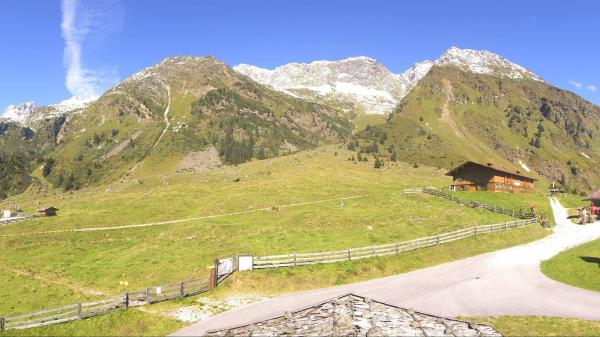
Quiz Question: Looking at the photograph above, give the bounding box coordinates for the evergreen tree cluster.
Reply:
[217,129,255,165]
[0,152,31,198]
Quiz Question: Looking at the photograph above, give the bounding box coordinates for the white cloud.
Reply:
[569,79,597,92]
[60,0,122,99]
[569,79,583,88]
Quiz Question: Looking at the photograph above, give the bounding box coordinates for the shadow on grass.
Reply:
[579,256,600,268]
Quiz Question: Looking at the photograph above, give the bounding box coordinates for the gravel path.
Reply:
[150,83,171,152]
[0,195,367,237]
[173,198,600,336]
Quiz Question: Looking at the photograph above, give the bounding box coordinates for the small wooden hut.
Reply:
[38,207,59,217]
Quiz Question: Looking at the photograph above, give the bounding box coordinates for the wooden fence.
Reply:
[421,188,536,219]
[253,218,537,269]
[0,214,37,226]
[0,275,211,330]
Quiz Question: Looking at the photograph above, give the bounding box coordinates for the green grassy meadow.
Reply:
[0,309,184,337]
[0,146,555,335]
[556,193,589,209]
[467,316,600,336]
[541,238,600,292]
[212,225,547,296]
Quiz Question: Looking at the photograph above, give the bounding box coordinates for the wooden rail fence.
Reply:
[421,188,536,219]
[0,276,212,330]
[0,215,37,226]
[253,218,537,269]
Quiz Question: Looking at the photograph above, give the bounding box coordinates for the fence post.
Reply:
[396,242,400,254]
[415,239,420,250]
[146,287,151,305]
[293,254,297,266]
[180,281,185,298]
[0,317,5,331]
[209,268,216,290]
[124,292,129,310]
[348,248,351,261]
[512,210,515,217]
[504,222,507,231]
[474,226,478,235]
[213,259,220,287]
[437,234,440,245]
[77,303,82,319]
[372,246,375,256]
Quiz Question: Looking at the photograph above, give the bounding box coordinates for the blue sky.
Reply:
[1,0,599,111]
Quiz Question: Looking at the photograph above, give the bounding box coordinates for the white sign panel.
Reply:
[238,256,254,271]
[218,258,234,275]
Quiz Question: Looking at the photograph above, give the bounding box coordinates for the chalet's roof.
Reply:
[446,161,537,181]
[206,293,502,336]
[585,188,600,200]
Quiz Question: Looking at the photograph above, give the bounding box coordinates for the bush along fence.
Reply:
[421,187,537,219]
[248,218,537,269]
[0,258,236,331]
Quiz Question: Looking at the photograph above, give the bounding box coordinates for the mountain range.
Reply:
[234,47,542,116]
[1,46,598,198]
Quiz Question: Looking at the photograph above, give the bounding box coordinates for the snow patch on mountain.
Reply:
[1,96,96,126]
[234,56,430,115]
[2,102,37,123]
[518,160,531,172]
[435,47,544,82]
[50,96,97,113]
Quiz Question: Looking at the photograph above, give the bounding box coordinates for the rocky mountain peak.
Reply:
[122,55,230,87]
[2,101,37,123]
[49,96,96,113]
[435,47,544,82]
[234,48,547,116]
[234,56,421,115]
[1,96,95,127]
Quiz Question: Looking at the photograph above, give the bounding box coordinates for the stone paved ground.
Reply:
[206,294,501,337]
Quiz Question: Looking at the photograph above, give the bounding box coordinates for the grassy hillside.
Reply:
[0,147,549,321]
[358,65,600,194]
[0,118,64,198]
[0,56,353,198]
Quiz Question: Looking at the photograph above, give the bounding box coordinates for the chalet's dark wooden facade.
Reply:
[447,161,536,193]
